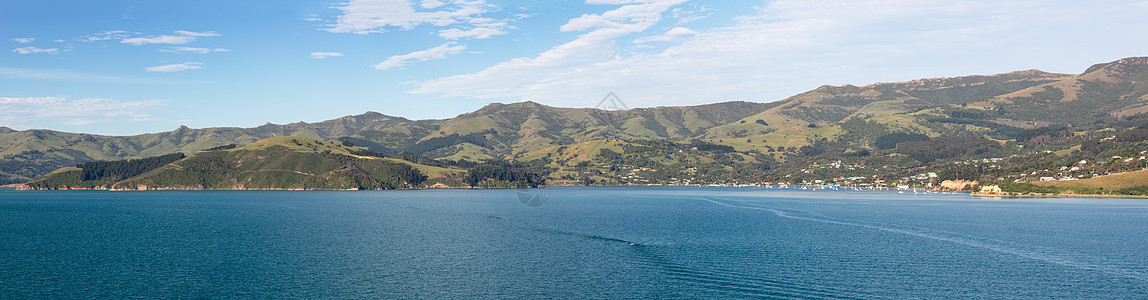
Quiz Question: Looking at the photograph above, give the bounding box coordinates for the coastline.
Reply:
[6,183,534,191]
[970,191,1148,199]
[8,182,1147,199]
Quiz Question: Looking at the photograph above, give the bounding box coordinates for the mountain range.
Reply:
[4,57,1148,186]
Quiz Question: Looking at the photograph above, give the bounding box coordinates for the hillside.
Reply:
[345,101,779,158]
[1035,169,1148,191]
[0,102,773,184]
[977,57,1148,127]
[0,112,415,185]
[7,57,1148,191]
[517,138,774,186]
[21,137,454,190]
[701,70,1070,139]
[694,57,1148,160]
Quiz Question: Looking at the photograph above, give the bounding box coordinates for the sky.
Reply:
[2,0,1147,136]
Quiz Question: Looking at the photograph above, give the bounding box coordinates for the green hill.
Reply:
[517,138,776,186]
[349,101,780,157]
[978,57,1148,127]
[0,102,774,184]
[699,70,1071,149]
[1035,169,1148,190]
[8,57,1148,190]
[0,112,414,185]
[22,137,453,190]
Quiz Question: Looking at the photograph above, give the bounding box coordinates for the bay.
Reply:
[1,187,1146,298]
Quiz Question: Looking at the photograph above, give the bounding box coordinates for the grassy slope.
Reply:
[518,140,629,166]
[228,136,462,180]
[379,157,461,179]
[237,136,356,155]
[437,143,496,162]
[0,113,413,184]
[6,58,1147,186]
[978,58,1148,128]
[518,138,769,185]
[1034,169,1148,190]
[412,101,776,156]
[25,136,456,190]
[702,70,1070,144]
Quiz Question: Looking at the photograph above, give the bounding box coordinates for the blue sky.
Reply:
[2,0,1147,135]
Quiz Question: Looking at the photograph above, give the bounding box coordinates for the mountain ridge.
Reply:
[4,57,1148,185]
[19,136,452,190]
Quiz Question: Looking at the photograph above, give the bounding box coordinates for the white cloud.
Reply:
[585,0,646,4]
[145,62,204,72]
[325,0,511,39]
[410,0,687,98]
[11,37,35,43]
[409,0,1148,108]
[326,0,492,34]
[421,0,446,9]
[0,96,166,129]
[161,47,230,53]
[373,42,466,70]
[12,46,60,54]
[173,30,220,37]
[122,35,195,46]
[671,4,713,25]
[311,51,345,59]
[438,16,511,40]
[130,117,163,122]
[0,66,192,84]
[121,31,219,46]
[438,25,507,40]
[84,30,133,42]
[633,27,697,43]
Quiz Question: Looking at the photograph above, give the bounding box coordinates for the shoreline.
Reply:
[8,183,1147,199]
[970,191,1148,199]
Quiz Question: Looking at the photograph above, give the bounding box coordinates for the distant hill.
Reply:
[367,100,778,159]
[703,69,1070,138]
[6,57,1148,187]
[697,69,1073,153]
[700,57,1148,156]
[1035,169,1148,190]
[0,102,775,184]
[0,112,415,184]
[980,57,1148,127]
[21,137,454,190]
[516,138,774,186]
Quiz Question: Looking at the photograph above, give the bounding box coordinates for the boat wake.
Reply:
[701,197,1148,281]
[509,219,874,298]
[629,244,876,299]
[523,224,642,246]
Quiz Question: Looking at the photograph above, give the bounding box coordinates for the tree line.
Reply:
[76,153,186,181]
[464,163,546,188]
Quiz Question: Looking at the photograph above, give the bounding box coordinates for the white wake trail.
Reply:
[701,198,1148,281]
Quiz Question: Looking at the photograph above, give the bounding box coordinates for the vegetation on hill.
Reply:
[23,137,437,190]
[464,162,548,188]
[0,102,774,185]
[10,57,1148,196]
[21,136,559,190]
[77,153,186,181]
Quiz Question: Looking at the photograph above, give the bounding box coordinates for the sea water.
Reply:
[1,187,1145,298]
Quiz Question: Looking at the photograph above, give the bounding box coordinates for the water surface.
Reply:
[1,187,1145,298]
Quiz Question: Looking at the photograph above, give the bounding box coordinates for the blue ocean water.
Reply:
[1,187,1146,298]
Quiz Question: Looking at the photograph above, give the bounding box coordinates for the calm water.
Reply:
[1,187,1146,298]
